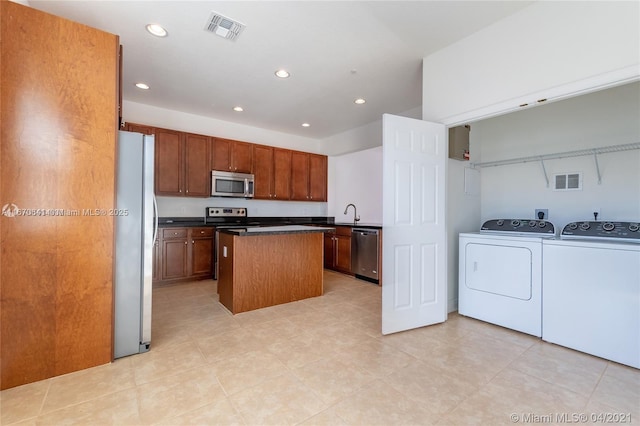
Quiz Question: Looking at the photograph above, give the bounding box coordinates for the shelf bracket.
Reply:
[593,151,602,184]
[540,158,550,188]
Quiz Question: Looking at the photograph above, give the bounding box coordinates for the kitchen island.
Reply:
[217,225,334,314]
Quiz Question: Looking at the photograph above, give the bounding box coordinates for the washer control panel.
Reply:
[480,219,556,236]
[561,221,640,242]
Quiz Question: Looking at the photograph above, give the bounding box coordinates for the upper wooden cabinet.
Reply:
[122,123,326,202]
[124,123,211,198]
[308,154,327,201]
[212,138,253,173]
[123,122,153,135]
[253,145,291,200]
[184,133,211,197]
[154,128,184,196]
[291,151,327,202]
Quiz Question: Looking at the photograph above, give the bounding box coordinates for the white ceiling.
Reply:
[28,1,533,139]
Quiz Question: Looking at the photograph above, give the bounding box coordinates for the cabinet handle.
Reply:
[184,241,187,245]
[192,240,194,244]
[200,231,205,234]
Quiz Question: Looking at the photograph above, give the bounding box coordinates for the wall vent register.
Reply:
[553,172,582,191]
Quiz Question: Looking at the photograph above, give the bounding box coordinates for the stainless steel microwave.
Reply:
[211,170,254,198]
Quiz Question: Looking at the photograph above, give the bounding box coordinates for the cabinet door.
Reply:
[231,141,253,173]
[290,151,310,201]
[334,235,352,274]
[155,128,184,196]
[252,144,273,199]
[162,238,188,280]
[272,148,291,200]
[184,133,211,197]
[324,233,335,269]
[124,122,153,135]
[190,237,213,277]
[211,138,231,171]
[308,154,327,201]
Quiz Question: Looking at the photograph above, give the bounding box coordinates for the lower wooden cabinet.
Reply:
[155,227,214,284]
[324,226,352,274]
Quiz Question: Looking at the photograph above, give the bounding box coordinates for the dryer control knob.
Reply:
[579,222,591,231]
[496,219,504,226]
[602,222,615,232]
[568,222,578,230]
[628,223,639,232]
[510,220,521,227]
[538,221,547,228]
[529,221,537,227]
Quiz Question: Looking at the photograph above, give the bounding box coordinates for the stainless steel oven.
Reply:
[207,207,249,280]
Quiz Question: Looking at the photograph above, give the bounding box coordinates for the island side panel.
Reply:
[233,232,323,313]
[218,232,235,313]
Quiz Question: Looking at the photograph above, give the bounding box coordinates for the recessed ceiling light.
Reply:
[135,83,150,90]
[146,24,168,37]
[275,69,290,78]
[301,123,310,127]
[354,98,366,105]
[233,106,244,112]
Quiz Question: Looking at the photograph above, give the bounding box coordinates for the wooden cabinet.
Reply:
[190,228,214,277]
[291,151,327,201]
[156,227,214,284]
[155,128,184,196]
[122,123,326,202]
[212,138,253,173]
[309,154,327,201]
[123,122,153,135]
[253,145,291,200]
[124,123,211,198]
[161,228,189,280]
[1,0,118,389]
[324,226,352,274]
[184,133,211,197]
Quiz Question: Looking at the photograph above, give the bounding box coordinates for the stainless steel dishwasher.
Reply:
[351,228,380,284]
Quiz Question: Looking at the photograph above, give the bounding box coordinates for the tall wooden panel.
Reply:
[1,2,118,389]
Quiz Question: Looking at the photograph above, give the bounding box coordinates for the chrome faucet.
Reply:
[344,203,360,225]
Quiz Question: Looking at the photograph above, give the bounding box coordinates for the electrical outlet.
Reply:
[535,209,548,220]
[592,208,601,221]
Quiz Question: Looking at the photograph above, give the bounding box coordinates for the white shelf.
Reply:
[471,142,640,186]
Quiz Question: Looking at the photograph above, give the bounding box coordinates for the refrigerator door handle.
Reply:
[152,195,158,244]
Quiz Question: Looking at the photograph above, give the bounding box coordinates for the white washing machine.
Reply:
[543,221,640,368]
[459,219,556,337]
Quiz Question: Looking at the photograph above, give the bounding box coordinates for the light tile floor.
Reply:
[2,270,638,425]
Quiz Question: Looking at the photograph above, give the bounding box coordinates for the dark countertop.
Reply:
[219,225,335,236]
[333,222,383,229]
[158,216,382,229]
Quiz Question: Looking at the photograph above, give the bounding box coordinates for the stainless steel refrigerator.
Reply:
[114,130,156,358]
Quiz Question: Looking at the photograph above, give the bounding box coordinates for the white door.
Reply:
[382,114,447,335]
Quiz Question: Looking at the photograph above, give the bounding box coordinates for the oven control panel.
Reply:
[480,219,556,236]
[561,221,640,242]
[207,207,247,217]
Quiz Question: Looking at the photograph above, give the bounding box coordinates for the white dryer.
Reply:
[543,221,640,368]
[459,219,556,337]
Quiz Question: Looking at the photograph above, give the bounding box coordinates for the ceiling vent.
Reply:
[204,12,245,41]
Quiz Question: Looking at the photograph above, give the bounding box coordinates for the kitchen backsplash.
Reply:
[156,196,328,218]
